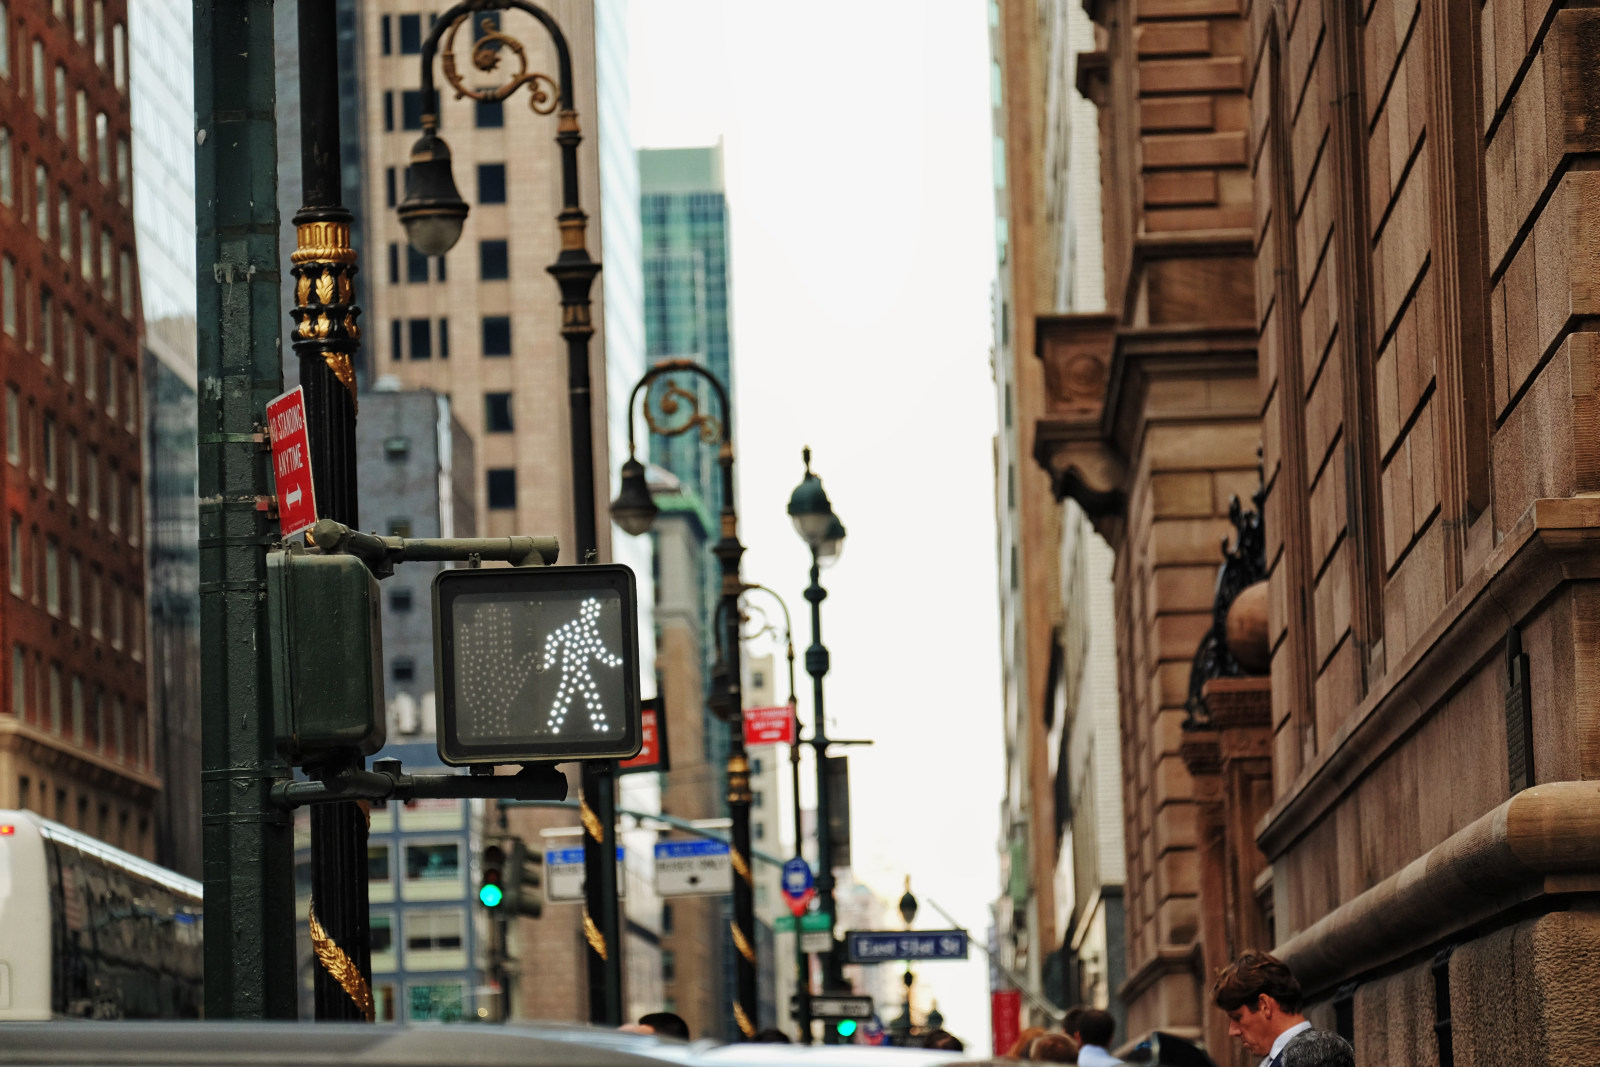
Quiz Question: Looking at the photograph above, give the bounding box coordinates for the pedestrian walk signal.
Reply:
[434,565,641,764]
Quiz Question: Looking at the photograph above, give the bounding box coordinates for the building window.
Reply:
[8,515,20,596]
[34,165,48,241]
[436,316,449,359]
[0,128,11,206]
[404,909,465,955]
[86,449,97,519]
[111,22,124,88]
[390,319,401,362]
[54,65,66,138]
[57,192,69,260]
[38,290,52,365]
[64,431,76,502]
[75,91,87,159]
[482,315,511,356]
[398,13,421,54]
[52,666,64,734]
[383,90,393,132]
[401,90,423,131]
[92,1,103,66]
[479,240,508,280]
[44,539,58,616]
[387,242,399,285]
[2,390,14,467]
[79,210,91,279]
[368,843,390,883]
[662,949,676,983]
[32,41,44,116]
[661,902,674,936]
[116,137,128,204]
[380,14,391,55]
[0,5,7,80]
[1,258,13,336]
[486,469,516,510]
[475,98,503,128]
[392,657,415,682]
[73,0,84,43]
[385,166,396,209]
[408,318,431,360]
[41,413,53,486]
[10,646,22,720]
[119,249,131,318]
[484,392,513,433]
[478,163,506,204]
[371,913,394,957]
[384,435,410,461]
[436,255,447,282]
[405,842,460,883]
[67,552,79,627]
[100,229,112,300]
[95,111,107,183]
[406,244,428,283]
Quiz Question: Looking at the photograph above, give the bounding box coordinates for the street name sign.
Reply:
[654,839,732,897]
[809,995,874,1020]
[845,930,969,963]
[267,387,317,536]
[743,705,794,746]
[800,916,833,954]
[544,847,625,903]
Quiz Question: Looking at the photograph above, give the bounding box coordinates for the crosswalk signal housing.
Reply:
[433,565,642,765]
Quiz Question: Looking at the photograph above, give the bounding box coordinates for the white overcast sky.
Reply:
[629,0,1005,1046]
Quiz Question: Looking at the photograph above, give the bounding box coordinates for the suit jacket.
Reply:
[1278,1028,1355,1067]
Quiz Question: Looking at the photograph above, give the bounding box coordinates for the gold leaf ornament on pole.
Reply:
[440,13,559,113]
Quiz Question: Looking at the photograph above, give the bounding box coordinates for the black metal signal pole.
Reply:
[196,0,297,1019]
[293,0,372,1022]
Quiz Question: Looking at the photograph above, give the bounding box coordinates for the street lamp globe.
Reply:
[398,129,469,256]
[609,456,658,536]
[898,879,918,926]
[788,449,836,548]
[817,515,847,568]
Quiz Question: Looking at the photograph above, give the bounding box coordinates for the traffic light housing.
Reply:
[433,565,642,765]
[479,838,542,917]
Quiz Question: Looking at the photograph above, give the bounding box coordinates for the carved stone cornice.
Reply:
[0,718,162,801]
[1277,780,1600,997]
[1257,497,1600,860]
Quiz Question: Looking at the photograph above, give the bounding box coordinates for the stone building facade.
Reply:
[0,0,157,857]
[1007,0,1600,1061]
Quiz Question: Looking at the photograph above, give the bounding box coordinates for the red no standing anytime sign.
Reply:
[267,387,318,537]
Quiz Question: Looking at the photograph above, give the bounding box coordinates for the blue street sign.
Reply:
[781,857,814,902]
[546,847,623,865]
[845,929,969,963]
[655,840,730,859]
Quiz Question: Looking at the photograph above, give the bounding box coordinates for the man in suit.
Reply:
[1212,952,1354,1067]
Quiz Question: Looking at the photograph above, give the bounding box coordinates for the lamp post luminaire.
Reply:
[785,449,849,1034]
[611,360,760,1038]
[736,582,811,1043]
[396,0,624,1024]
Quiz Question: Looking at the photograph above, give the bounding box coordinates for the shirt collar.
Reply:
[1260,1021,1312,1067]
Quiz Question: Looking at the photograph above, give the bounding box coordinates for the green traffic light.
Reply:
[836,1020,857,1038]
[479,883,504,908]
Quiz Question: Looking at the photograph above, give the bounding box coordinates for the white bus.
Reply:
[0,809,202,1020]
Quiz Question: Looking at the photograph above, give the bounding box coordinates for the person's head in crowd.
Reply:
[1027,1032,1078,1063]
[923,1029,965,1052]
[1007,1027,1048,1059]
[637,1012,691,1041]
[1073,1009,1115,1051]
[750,1028,792,1044]
[1061,1007,1087,1041]
[1211,951,1308,1057]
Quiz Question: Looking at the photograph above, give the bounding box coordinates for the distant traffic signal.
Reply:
[479,838,542,917]
[835,1020,858,1039]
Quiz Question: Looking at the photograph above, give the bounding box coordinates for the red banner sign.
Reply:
[990,990,1022,1058]
[619,699,666,773]
[267,387,317,536]
[743,705,795,746]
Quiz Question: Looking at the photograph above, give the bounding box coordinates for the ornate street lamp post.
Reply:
[786,449,848,1038]
[738,582,811,1042]
[891,879,919,1044]
[612,360,759,1037]
[397,1,620,1023]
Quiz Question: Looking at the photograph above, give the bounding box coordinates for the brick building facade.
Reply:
[0,0,156,855]
[999,0,1600,1061]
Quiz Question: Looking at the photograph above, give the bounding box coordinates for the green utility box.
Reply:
[267,549,386,765]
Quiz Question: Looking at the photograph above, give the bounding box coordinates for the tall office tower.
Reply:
[0,0,156,855]
[128,0,200,878]
[355,0,652,1022]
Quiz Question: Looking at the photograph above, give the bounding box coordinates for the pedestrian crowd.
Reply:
[621,951,1353,1066]
[997,951,1354,1067]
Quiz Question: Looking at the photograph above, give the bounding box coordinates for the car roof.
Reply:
[0,1022,972,1067]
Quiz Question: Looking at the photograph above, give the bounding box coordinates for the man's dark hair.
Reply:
[1061,1006,1087,1038]
[922,1029,964,1052]
[639,1012,690,1040]
[750,1028,791,1044]
[1212,951,1305,1014]
[1075,1009,1115,1048]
